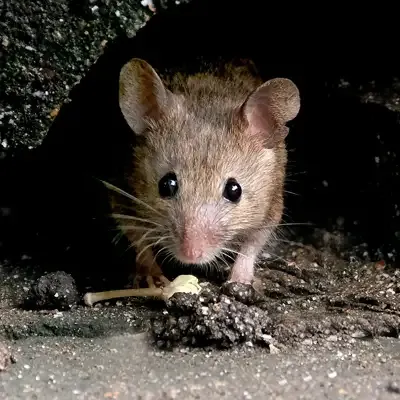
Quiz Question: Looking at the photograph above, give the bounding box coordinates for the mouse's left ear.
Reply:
[238,78,300,148]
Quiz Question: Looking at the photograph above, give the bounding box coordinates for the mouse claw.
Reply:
[146,275,155,288]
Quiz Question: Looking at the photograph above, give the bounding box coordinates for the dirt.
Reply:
[150,237,400,350]
[1,233,400,399]
[1,231,399,354]
[1,334,400,400]
[0,342,13,372]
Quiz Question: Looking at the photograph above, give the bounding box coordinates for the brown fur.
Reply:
[116,58,300,282]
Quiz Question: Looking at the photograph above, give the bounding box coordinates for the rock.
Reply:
[28,271,80,310]
[0,342,13,372]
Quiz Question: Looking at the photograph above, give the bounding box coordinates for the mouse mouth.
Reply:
[175,250,219,266]
[152,243,221,267]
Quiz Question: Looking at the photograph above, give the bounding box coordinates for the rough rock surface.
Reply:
[27,271,80,310]
[0,0,151,152]
[151,239,400,349]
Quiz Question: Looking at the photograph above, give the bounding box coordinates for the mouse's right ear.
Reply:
[119,58,171,135]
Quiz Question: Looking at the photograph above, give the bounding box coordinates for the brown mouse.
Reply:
[111,58,300,289]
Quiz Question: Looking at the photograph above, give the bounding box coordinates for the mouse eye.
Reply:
[223,178,242,203]
[158,172,179,198]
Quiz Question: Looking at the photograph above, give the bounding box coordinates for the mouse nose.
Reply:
[180,236,205,263]
[178,211,218,264]
[179,226,208,263]
[180,246,203,263]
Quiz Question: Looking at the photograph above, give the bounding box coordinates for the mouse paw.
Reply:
[222,280,265,304]
[133,273,170,289]
[134,247,170,288]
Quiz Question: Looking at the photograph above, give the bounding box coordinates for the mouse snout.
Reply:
[180,233,206,263]
[176,212,219,264]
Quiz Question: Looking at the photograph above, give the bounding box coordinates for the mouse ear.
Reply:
[119,58,171,135]
[239,78,300,148]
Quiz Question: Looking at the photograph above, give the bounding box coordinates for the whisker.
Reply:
[151,244,172,267]
[137,235,174,246]
[118,227,161,253]
[118,225,157,232]
[124,232,156,254]
[283,190,300,197]
[219,247,250,260]
[111,213,163,227]
[164,251,177,267]
[225,222,312,232]
[220,251,236,263]
[267,222,312,228]
[274,238,305,246]
[100,180,163,217]
[111,230,125,245]
[204,259,214,278]
[135,237,169,263]
[207,260,215,277]
[134,230,161,247]
[285,170,308,177]
[153,245,168,264]
[211,258,224,273]
[216,253,232,271]
[261,249,289,264]
[157,244,176,265]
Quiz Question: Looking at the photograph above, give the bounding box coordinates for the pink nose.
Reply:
[180,239,204,263]
[179,230,206,263]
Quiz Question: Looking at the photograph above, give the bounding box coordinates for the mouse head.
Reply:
[118,58,300,266]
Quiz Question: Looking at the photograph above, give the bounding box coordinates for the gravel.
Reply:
[1,334,400,399]
[0,342,13,372]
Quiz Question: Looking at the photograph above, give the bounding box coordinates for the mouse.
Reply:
[111,57,300,289]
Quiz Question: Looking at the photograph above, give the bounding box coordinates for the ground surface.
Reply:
[2,0,400,399]
[1,238,400,399]
[2,335,400,400]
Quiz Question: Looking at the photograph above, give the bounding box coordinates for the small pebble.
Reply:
[0,343,12,372]
[327,335,338,342]
[328,370,337,379]
[387,382,400,394]
[269,344,280,354]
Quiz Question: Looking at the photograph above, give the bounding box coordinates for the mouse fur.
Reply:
[112,58,300,286]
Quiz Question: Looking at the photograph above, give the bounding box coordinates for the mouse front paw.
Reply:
[222,280,265,304]
[133,272,170,289]
[133,247,171,288]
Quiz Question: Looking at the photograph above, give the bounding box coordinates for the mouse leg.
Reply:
[228,229,271,285]
[133,247,170,289]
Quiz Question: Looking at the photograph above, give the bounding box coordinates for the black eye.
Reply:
[223,178,242,203]
[158,172,179,198]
